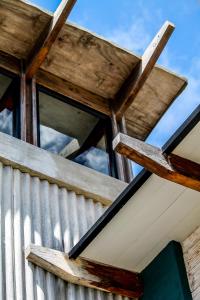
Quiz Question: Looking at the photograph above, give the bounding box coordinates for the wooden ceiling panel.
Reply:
[125,66,187,140]
[41,24,140,99]
[0,0,51,59]
[0,1,187,140]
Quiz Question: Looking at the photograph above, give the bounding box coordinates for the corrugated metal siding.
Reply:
[183,226,200,300]
[0,163,132,300]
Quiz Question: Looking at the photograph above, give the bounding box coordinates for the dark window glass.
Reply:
[0,74,13,136]
[39,92,110,175]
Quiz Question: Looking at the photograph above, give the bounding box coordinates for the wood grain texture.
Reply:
[0,1,187,139]
[0,131,127,205]
[25,244,143,298]
[26,0,77,79]
[36,69,111,115]
[41,22,139,99]
[113,21,175,120]
[125,67,187,140]
[0,0,51,59]
[113,133,200,192]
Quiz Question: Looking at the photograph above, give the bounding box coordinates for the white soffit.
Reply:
[81,121,200,272]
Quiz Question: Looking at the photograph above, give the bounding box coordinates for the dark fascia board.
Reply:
[68,104,200,259]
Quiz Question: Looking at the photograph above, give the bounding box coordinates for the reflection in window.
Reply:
[39,92,110,175]
[74,147,109,175]
[0,74,13,136]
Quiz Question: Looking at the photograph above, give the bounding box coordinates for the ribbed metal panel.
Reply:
[0,163,131,300]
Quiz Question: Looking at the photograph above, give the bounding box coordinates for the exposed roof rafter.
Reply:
[26,244,143,298]
[26,0,77,79]
[113,133,200,192]
[113,21,175,120]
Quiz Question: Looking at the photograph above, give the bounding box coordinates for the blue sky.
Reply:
[31,0,200,173]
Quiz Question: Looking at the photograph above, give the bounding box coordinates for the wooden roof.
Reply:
[0,0,187,140]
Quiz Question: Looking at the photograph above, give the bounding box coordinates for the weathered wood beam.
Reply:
[26,0,77,79]
[113,133,200,192]
[20,68,38,145]
[25,244,143,298]
[113,21,175,120]
[37,70,110,116]
[0,50,20,75]
[0,53,110,116]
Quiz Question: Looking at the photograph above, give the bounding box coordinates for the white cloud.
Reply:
[106,18,151,54]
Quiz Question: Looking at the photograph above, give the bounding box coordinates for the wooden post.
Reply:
[111,112,133,182]
[118,116,134,182]
[20,62,39,145]
[111,111,126,181]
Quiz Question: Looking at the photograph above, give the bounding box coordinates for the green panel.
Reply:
[141,241,192,300]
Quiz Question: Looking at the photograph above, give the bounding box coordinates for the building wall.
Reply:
[183,226,200,300]
[0,163,131,300]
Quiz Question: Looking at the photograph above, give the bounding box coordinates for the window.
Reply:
[0,73,13,136]
[39,91,111,175]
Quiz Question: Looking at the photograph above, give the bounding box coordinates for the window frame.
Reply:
[0,66,133,181]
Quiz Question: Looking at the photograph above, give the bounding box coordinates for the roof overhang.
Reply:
[69,105,200,272]
[0,0,187,140]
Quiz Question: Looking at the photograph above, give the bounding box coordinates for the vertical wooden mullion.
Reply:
[111,111,126,182]
[20,62,39,145]
[119,116,134,182]
[20,71,28,142]
[30,78,39,146]
[105,118,118,179]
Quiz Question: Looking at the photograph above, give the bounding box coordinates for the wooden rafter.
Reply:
[25,244,143,298]
[113,133,200,192]
[113,21,175,120]
[26,0,77,79]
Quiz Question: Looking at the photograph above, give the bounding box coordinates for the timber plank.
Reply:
[25,244,143,298]
[113,133,200,192]
[113,21,175,120]
[26,0,77,79]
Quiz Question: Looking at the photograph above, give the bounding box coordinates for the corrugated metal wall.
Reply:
[183,226,200,300]
[0,163,132,300]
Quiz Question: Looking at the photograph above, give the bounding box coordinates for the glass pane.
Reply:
[39,92,110,175]
[0,74,13,136]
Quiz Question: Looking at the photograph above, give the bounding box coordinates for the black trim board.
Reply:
[68,105,200,259]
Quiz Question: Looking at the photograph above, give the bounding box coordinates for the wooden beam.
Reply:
[20,67,39,145]
[113,21,175,120]
[25,244,143,298]
[37,70,110,116]
[26,0,77,79]
[113,133,200,192]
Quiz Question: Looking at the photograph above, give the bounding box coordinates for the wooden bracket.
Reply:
[113,133,200,192]
[25,244,143,298]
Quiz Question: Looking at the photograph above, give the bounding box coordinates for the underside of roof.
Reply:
[68,105,200,272]
[0,0,187,140]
